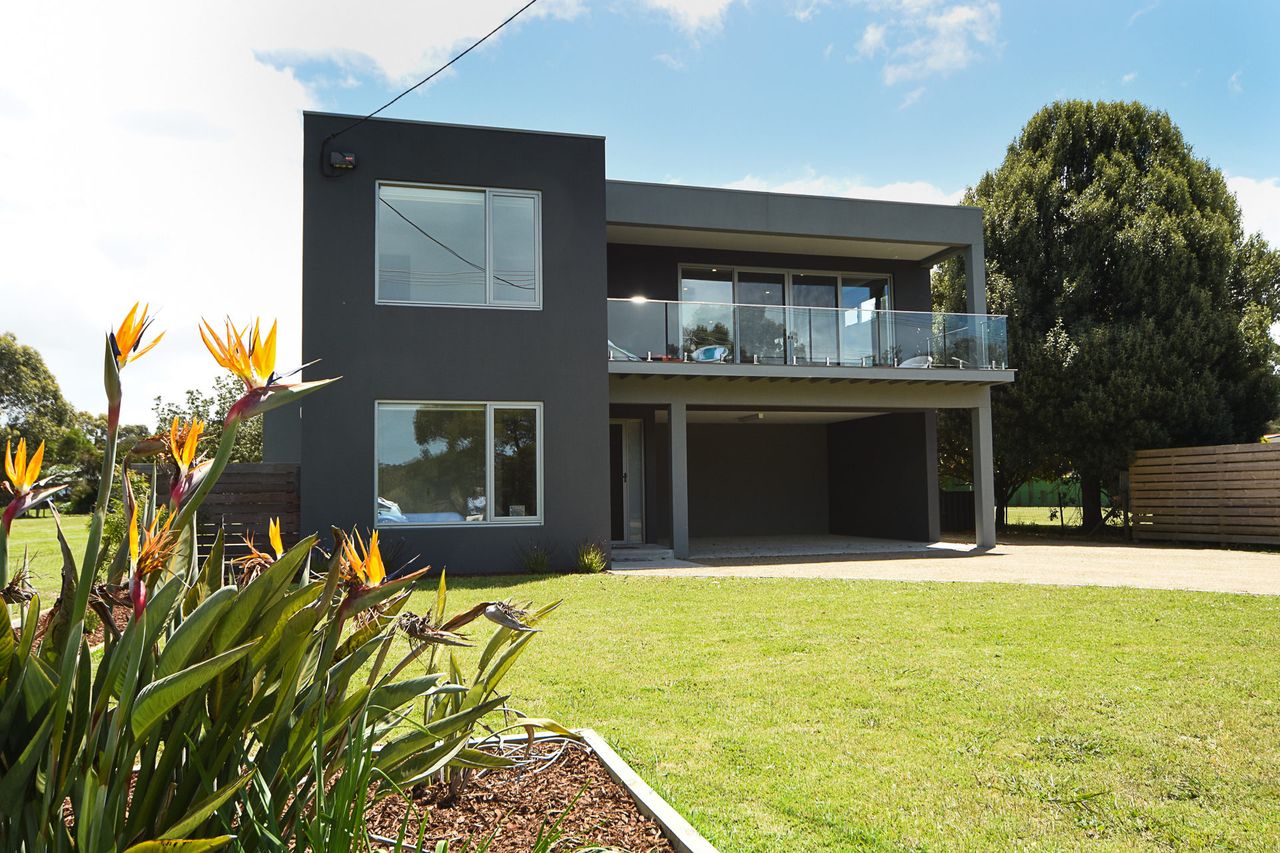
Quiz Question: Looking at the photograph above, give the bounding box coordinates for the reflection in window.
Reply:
[376,184,540,307]
[679,268,734,359]
[492,194,538,303]
[376,402,541,526]
[493,408,538,517]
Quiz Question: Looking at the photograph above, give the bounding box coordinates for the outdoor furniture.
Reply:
[690,345,730,363]
[899,355,933,368]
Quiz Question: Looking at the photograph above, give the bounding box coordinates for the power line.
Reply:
[321,0,541,155]
[380,197,535,290]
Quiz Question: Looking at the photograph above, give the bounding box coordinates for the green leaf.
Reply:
[122,837,235,852]
[374,695,507,772]
[132,642,254,738]
[450,747,518,770]
[155,585,236,680]
[367,673,446,717]
[158,770,254,839]
[210,536,314,651]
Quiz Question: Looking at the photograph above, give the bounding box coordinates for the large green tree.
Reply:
[0,331,75,451]
[153,374,263,464]
[935,101,1280,529]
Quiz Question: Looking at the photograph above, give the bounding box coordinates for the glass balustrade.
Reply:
[607,298,1010,370]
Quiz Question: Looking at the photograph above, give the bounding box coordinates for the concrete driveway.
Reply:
[612,539,1280,595]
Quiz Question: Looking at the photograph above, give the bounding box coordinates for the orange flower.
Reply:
[199,318,277,392]
[2,438,64,534]
[128,511,178,616]
[168,417,205,474]
[268,517,284,559]
[110,303,164,369]
[342,530,386,587]
[4,438,44,494]
[199,316,335,426]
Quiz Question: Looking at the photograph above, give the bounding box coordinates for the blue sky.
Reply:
[289,0,1278,201]
[2,0,1277,422]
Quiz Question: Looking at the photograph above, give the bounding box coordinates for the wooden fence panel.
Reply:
[1129,443,1280,546]
[130,462,301,560]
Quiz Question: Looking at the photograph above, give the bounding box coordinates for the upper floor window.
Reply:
[376,183,541,308]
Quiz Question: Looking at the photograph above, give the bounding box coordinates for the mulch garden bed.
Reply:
[365,742,676,852]
[31,603,131,648]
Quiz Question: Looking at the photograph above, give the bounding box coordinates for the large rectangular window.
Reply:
[375,402,542,527]
[376,183,541,308]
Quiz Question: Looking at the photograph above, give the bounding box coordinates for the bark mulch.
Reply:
[365,742,677,852]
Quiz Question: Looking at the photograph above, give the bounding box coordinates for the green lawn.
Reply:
[410,575,1280,851]
[6,514,91,599]
[1005,506,1125,528]
[7,520,1279,849]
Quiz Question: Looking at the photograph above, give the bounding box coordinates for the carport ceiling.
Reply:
[684,410,886,425]
[606,224,953,262]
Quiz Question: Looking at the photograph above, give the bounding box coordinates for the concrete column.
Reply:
[669,402,690,558]
[971,399,997,548]
[963,244,987,315]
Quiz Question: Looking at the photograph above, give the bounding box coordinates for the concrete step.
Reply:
[611,544,676,563]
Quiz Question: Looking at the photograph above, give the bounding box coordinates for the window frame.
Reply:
[373,400,545,529]
[676,264,894,311]
[374,181,543,310]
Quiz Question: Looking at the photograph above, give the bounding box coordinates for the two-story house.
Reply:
[263,113,1013,572]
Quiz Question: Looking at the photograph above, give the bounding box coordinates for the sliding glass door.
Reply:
[735,270,786,364]
[676,265,893,366]
[840,275,891,365]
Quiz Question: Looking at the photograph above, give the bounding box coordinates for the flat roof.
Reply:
[604,180,982,262]
[302,111,606,141]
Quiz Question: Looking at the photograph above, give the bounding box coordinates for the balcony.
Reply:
[607,298,1009,373]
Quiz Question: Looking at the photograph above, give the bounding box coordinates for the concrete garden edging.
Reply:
[576,728,719,853]
[368,729,718,852]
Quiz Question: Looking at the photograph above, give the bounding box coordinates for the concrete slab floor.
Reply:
[613,539,1280,596]
[689,534,973,560]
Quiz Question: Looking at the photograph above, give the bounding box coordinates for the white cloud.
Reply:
[639,0,737,36]
[792,0,831,22]
[654,52,685,70]
[857,22,888,57]
[0,1,584,424]
[852,1,1001,86]
[1228,70,1243,93]
[1128,1,1159,26]
[898,86,926,108]
[723,167,965,206]
[1228,175,1280,245]
[1121,71,1137,85]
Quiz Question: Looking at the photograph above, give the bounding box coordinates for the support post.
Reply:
[962,243,987,315]
[669,401,690,559]
[971,399,996,548]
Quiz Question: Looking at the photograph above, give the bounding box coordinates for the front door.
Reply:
[609,419,644,543]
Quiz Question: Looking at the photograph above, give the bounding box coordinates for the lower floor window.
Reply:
[375,401,542,526]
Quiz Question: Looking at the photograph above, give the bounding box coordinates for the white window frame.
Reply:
[373,400,544,528]
[375,182,543,310]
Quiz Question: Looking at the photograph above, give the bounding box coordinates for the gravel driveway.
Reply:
[613,539,1280,595]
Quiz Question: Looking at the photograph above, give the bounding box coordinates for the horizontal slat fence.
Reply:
[130,462,300,560]
[197,464,301,560]
[1129,443,1280,546]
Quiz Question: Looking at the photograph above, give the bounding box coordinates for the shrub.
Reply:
[515,538,555,572]
[574,540,608,573]
[0,306,567,851]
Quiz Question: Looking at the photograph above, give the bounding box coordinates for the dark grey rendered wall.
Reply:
[606,244,933,310]
[828,412,939,541]
[294,113,610,573]
[688,423,828,537]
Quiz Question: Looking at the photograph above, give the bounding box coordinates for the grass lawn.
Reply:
[410,575,1280,851]
[6,514,91,599]
[7,519,1278,849]
[1005,506,1125,528]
